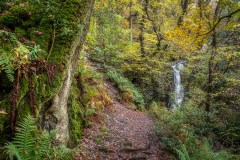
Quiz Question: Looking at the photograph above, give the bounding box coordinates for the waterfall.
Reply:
[172,62,184,109]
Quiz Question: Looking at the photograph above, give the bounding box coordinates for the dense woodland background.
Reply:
[0,0,239,159]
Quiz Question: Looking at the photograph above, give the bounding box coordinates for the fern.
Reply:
[35,130,54,157]
[107,69,145,110]
[49,145,72,160]
[4,115,72,160]
[14,115,36,160]
[26,44,40,60]
[0,50,14,82]
[0,30,40,81]
[175,144,191,160]
[4,142,22,160]
[0,30,17,43]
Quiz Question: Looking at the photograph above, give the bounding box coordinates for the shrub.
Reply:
[152,103,238,160]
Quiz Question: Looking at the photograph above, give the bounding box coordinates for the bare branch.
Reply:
[200,8,240,36]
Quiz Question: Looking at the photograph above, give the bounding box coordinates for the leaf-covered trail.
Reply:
[75,82,172,160]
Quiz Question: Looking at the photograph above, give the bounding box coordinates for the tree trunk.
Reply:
[144,0,163,50]
[205,4,219,112]
[48,0,95,145]
[129,0,133,44]
[178,0,189,26]
[139,1,147,56]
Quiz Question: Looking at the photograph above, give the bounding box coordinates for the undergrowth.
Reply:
[106,69,145,111]
[151,102,239,160]
[68,59,112,147]
[77,59,112,113]
[4,115,72,160]
[0,30,42,82]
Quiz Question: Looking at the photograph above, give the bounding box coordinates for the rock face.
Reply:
[47,0,95,145]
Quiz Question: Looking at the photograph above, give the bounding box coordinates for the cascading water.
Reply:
[172,62,184,109]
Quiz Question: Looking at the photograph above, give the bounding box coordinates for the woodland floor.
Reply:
[75,81,172,160]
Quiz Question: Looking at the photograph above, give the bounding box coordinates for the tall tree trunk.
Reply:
[129,0,133,44]
[48,0,95,145]
[139,16,145,56]
[205,32,216,112]
[139,1,147,56]
[198,0,203,18]
[205,4,219,112]
[144,0,163,50]
[178,0,189,26]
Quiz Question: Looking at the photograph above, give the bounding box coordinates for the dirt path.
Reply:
[75,82,172,160]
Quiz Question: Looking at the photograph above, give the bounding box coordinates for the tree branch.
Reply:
[200,9,240,36]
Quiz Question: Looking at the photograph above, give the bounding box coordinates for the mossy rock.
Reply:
[0,0,94,152]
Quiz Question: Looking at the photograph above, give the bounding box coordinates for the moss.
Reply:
[0,12,21,29]
[15,27,27,37]
[28,26,51,52]
[68,81,84,148]
[0,99,10,132]
[67,60,113,148]
[33,70,64,107]
[0,98,12,148]
[17,78,29,104]
[0,0,95,150]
